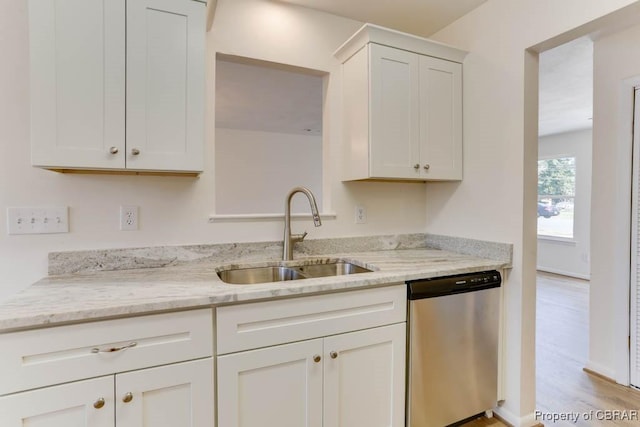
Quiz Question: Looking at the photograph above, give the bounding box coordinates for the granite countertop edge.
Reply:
[0,247,510,333]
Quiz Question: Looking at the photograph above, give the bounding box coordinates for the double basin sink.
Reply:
[217,261,372,285]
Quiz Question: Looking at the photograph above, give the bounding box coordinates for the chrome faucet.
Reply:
[283,186,322,261]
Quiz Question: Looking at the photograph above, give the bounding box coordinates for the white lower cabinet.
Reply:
[217,324,405,427]
[216,286,407,427]
[0,309,214,427]
[323,324,406,427]
[217,339,323,427]
[0,359,213,427]
[116,359,214,427]
[0,376,114,427]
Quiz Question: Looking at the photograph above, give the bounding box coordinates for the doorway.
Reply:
[536,35,595,410]
[537,37,593,279]
[531,16,640,392]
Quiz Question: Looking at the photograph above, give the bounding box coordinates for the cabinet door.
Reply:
[0,376,114,427]
[29,0,126,169]
[217,339,323,427]
[126,0,205,172]
[323,323,406,427]
[419,56,463,180]
[115,358,214,427]
[369,43,421,179]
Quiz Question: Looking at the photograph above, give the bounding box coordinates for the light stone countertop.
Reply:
[0,247,509,333]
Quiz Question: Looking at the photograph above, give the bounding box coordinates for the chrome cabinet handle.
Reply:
[109,146,119,154]
[413,164,420,170]
[122,392,133,403]
[131,148,140,155]
[93,398,105,409]
[330,351,338,359]
[91,341,137,354]
[423,164,430,171]
[313,354,321,363]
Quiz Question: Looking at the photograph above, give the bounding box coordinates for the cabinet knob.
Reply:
[313,354,321,363]
[423,164,430,171]
[131,148,140,156]
[109,146,119,155]
[122,392,133,403]
[413,164,420,170]
[330,351,338,359]
[93,398,105,409]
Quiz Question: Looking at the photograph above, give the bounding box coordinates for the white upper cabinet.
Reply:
[419,55,463,180]
[126,0,205,172]
[29,0,126,170]
[335,24,466,181]
[28,0,205,174]
[369,44,421,179]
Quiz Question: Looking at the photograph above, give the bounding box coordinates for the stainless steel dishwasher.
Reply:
[406,270,501,427]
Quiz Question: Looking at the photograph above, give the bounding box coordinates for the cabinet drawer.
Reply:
[0,309,213,395]
[216,285,406,354]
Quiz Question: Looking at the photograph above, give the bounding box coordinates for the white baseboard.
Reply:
[584,360,616,382]
[494,407,538,427]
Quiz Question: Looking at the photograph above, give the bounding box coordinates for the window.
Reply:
[537,157,576,239]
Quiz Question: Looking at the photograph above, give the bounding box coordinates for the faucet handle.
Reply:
[291,231,308,244]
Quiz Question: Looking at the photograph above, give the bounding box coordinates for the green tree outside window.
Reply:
[538,156,575,239]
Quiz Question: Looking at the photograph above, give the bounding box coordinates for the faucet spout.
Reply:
[283,186,322,261]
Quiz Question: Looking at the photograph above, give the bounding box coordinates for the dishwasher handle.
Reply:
[407,270,501,300]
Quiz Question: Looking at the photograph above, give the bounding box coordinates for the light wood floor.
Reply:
[461,272,640,427]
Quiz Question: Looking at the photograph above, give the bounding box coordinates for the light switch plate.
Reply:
[7,206,69,235]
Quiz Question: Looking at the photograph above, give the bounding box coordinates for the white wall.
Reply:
[430,1,640,425]
[537,129,592,279]
[215,128,323,214]
[0,0,431,300]
[590,22,640,384]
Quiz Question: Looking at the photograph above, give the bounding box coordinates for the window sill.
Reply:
[537,235,576,245]
[209,212,337,223]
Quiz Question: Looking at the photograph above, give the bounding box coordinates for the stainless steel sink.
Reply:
[293,262,371,278]
[217,266,305,285]
[217,261,372,284]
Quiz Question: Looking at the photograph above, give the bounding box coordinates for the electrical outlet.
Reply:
[7,206,69,235]
[355,205,367,224]
[120,206,138,231]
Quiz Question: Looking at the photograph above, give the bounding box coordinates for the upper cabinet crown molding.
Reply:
[29,0,206,175]
[333,23,468,65]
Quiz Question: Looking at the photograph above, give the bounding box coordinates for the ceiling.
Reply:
[217,2,593,139]
[538,37,593,137]
[278,0,488,37]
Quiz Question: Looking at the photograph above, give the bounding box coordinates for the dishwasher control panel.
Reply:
[407,270,501,299]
